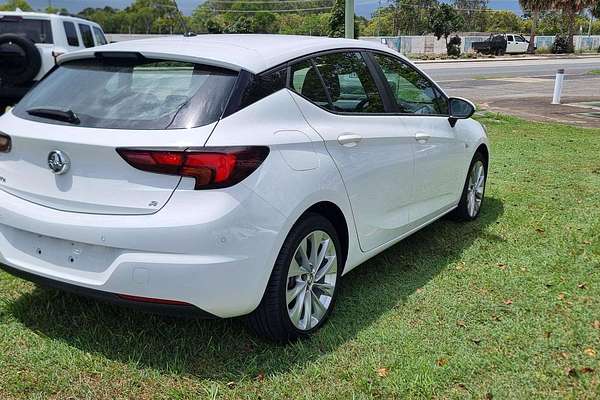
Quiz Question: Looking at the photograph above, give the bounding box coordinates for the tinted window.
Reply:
[63,21,79,47]
[93,26,107,45]
[78,24,94,48]
[507,35,514,41]
[515,35,525,42]
[0,17,53,43]
[239,67,286,109]
[15,59,238,130]
[313,52,385,113]
[373,53,447,115]
[290,60,329,107]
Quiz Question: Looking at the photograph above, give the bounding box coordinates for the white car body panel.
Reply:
[0,35,489,318]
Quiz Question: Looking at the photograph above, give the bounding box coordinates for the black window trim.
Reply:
[366,50,450,118]
[221,46,451,120]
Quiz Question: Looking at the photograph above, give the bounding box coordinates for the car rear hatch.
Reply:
[0,56,238,215]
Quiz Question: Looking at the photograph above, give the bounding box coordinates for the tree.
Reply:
[553,0,595,52]
[328,0,345,37]
[327,0,360,38]
[520,0,553,53]
[592,0,600,18]
[453,0,489,32]
[429,3,464,50]
[487,10,525,32]
[0,0,32,11]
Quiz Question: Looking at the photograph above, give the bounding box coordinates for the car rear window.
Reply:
[0,16,53,44]
[14,58,239,130]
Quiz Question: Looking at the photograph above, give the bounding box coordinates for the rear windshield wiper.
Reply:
[26,107,80,124]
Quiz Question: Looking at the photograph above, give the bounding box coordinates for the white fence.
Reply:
[360,35,600,55]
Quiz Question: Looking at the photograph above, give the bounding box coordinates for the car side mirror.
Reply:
[448,97,475,127]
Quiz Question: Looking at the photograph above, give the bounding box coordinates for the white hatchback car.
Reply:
[0,35,489,341]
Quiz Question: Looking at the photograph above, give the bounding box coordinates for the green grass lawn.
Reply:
[1,114,599,399]
[588,70,600,75]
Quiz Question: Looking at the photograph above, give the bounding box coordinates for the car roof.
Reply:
[58,34,404,74]
[0,10,102,28]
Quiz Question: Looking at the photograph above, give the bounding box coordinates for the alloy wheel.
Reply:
[286,230,337,331]
[467,160,485,218]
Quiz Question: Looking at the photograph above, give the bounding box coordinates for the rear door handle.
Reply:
[338,134,362,147]
[415,132,430,143]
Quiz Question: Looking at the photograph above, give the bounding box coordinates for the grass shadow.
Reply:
[7,197,503,382]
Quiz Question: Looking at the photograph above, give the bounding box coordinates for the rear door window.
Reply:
[0,16,53,43]
[15,59,238,130]
[63,21,79,47]
[78,24,95,48]
[93,26,107,45]
[290,60,330,108]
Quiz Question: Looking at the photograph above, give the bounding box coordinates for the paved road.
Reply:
[418,57,600,81]
[417,57,600,127]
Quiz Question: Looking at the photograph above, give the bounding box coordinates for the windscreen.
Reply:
[0,17,53,43]
[14,58,238,130]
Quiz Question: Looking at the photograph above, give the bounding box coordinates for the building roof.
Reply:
[59,34,400,74]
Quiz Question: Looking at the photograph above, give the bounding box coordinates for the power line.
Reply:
[208,6,333,12]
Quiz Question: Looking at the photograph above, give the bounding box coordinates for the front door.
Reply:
[288,51,415,252]
[369,52,465,225]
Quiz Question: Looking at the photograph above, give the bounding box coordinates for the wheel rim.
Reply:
[286,230,337,331]
[467,160,485,218]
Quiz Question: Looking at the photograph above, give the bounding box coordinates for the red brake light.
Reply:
[0,132,11,153]
[117,147,269,189]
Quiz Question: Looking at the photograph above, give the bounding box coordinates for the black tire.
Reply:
[0,34,42,87]
[246,213,342,342]
[451,152,488,221]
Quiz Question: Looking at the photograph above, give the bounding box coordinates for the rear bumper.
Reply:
[0,262,216,318]
[0,184,288,318]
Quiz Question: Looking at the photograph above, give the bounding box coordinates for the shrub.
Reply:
[447,35,462,57]
[551,35,570,54]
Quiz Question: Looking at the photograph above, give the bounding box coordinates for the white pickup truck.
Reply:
[0,10,107,113]
[472,33,533,55]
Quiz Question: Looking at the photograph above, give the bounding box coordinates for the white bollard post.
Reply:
[551,69,564,105]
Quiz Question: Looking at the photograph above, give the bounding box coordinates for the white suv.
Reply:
[0,10,107,112]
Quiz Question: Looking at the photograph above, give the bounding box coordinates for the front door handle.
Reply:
[415,132,430,143]
[338,134,362,147]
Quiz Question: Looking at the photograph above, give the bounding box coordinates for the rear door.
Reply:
[289,51,415,252]
[0,57,237,215]
[369,52,465,224]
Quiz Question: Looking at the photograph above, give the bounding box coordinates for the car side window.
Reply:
[78,24,95,48]
[372,53,448,115]
[290,59,330,108]
[92,26,107,45]
[313,52,385,113]
[507,35,514,41]
[515,35,525,42]
[63,21,79,47]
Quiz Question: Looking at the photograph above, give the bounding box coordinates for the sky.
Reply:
[26,0,523,18]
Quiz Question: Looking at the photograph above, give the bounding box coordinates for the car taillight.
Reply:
[0,132,11,153]
[117,147,269,189]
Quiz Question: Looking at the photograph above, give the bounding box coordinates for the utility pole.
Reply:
[345,0,354,39]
